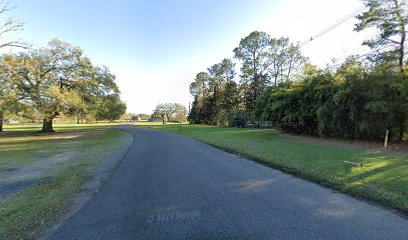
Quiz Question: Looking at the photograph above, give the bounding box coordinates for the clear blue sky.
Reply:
[5,0,369,113]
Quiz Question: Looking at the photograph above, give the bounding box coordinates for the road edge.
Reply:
[41,126,135,240]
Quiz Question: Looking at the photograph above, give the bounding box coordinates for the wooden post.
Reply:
[179,122,182,133]
[384,129,389,148]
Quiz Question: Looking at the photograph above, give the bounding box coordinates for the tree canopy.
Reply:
[189,32,307,126]
[0,39,126,132]
[154,103,187,124]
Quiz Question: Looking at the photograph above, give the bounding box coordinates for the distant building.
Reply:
[132,116,141,122]
[148,116,162,122]
[139,117,149,121]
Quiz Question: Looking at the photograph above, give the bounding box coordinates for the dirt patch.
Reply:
[0,130,133,202]
[0,131,105,200]
[0,128,133,200]
[2,130,104,142]
[0,151,74,184]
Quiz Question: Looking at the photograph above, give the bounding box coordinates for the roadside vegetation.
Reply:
[0,123,132,240]
[137,124,408,215]
[188,0,408,143]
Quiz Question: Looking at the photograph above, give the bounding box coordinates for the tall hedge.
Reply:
[255,62,408,141]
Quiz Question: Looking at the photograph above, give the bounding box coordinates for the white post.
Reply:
[384,129,389,148]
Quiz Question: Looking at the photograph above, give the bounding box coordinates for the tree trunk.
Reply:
[0,110,4,132]
[392,0,406,72]
[161,113,166,124]
[76,115,80,124]
[41,118,55,133]
[398,31,405,72]
[399,127,404,142]
[389,127,404,143]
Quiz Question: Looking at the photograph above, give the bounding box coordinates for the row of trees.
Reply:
[0,39,126,132]
[189,0,408,141]
[154,103,187,124]
[189,35,307,126]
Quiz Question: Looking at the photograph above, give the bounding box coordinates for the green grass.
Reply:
[138,124,408,214]
[2,122,126,132]
[0,126,131,240]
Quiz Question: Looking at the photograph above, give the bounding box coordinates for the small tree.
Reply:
[153,104,167,124]
[173,103,187,122]
[154,103,187,124]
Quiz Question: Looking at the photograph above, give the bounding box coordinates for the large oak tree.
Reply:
[4,39,125,132]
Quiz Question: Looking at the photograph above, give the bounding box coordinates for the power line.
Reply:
[330,45,391,68]
[300,7,365,48]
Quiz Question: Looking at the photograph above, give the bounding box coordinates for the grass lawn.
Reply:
[2,122,127,132]
[137,124,408,215]
[0,123,131,240]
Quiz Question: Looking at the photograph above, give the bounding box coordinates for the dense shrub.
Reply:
[227,109,248,128]
[256,62,408,141]
[216,109,229,127]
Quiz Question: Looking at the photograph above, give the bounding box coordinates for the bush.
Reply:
[216,109,229,127]
[227,109,248,128]
[255,62,408,141]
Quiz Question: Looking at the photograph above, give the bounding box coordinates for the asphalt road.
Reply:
[48,126,408,240]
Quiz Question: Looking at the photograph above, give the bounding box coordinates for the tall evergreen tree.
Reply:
[233,31,271,113]
[207,58,237,115]
[355,0,408,72]
[268,37,308,85]
[219,80,240,110]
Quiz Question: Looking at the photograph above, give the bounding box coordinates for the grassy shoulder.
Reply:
[0,125,131,240]
[137,123,408,215]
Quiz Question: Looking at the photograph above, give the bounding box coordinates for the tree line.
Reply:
[0,39,126,132]
[189,0,407,141]
[189,35,307,126]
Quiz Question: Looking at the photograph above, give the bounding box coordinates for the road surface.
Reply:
[48,126,408,239]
